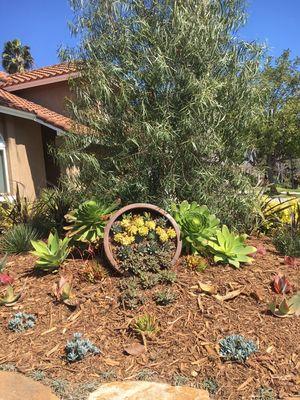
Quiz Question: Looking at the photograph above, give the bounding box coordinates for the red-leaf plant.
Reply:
[272,273,292,294]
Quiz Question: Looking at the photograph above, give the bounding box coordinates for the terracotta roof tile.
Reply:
[0,88,74,132]
[0,63,77,88]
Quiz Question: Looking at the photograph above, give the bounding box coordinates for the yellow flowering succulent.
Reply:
[113,233,125,243]
[156,226,164,235]
[121,235,135,246]
[159,231,169,243]
[166,228,176,239]
[145,220,156,230]
[127,224,138,235]
[120,218,131,229]
[133,216,144,227]
[138,226,149,236]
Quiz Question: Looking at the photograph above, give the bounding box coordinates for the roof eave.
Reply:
[3,72,79,92]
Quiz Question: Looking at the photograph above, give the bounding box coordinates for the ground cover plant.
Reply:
[110,211,177,276]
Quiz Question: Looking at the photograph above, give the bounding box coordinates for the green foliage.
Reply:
[154,289,177,306]
[219,334,258,362]
[254,50,300,185]
[65,200,117,245]
[58,0,263,231]
[273,225,300,257]
[255,386,276,400]
[171,201,220,253]
[0,285,21,306]
[31,231,71,272]
[0,254,7,272]
[2,39,34,74]
[204,225,256,268]
[202,378,219,395]
[0,223,39,254]
[8,312,36,332]
[65,332,100,362]
[119,287,145,310]
[133,314,158,338]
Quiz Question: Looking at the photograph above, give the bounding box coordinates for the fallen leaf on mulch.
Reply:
[124,342,145,356]
[214,288,243,301]
[103,357,120,366]
[198,281,217,294]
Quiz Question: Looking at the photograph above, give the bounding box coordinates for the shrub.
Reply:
[8,312,36,332]
[273,225,300,257]
[65,333,100,362]
[31,231,71,272]
[171,201,220,254]
[0,224,39,254]
[219,334,258,362]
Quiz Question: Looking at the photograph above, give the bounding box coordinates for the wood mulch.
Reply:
[0,236,299,399]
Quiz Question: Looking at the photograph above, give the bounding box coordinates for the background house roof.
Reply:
[0,87,73,132]
[0,63,77,89]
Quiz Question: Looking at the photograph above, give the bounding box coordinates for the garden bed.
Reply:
[0,236,299,399]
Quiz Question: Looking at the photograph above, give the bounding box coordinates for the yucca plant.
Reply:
[0,224,39,254]
[64,200,117,245]
[31,231,71,272]
[204,225,257,268]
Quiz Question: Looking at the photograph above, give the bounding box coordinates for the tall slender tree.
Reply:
[60,0,264,229]
[2,39,34,74]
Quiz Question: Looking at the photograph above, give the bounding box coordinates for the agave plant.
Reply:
[0,285,21,306]
[204,225,257,268]
[31,231,71,272]
[53,276,77,306]
[64,200,117,245]
[171,201,220,253]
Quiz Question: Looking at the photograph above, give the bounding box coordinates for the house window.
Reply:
[0,134,9,193]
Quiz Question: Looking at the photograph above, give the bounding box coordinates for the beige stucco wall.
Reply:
[14,81,72,116]
[0,114,47,200]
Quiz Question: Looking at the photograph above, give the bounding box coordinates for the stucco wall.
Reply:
[2,114,47,200]
[14,81,72,116]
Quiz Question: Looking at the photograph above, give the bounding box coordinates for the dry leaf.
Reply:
[124,342,145,356]
[103,358,120,366]
[198,281,217,294]
[214,288,243,301]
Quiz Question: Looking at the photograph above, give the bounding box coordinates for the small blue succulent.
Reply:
[219,334,258,362]
[8,312,36,333]
[65,333,100,362]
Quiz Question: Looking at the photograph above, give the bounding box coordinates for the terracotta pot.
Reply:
[103,203,182,274]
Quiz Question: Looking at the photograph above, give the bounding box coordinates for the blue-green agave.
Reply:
[204,225,256,268]
[64,200,117,244]
[171,201,220,253]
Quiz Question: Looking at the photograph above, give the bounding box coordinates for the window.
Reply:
[0,134,9,193]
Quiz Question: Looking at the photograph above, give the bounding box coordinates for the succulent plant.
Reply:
[65,200,117,244]
[0,273,14,285]
[65,333,100,362]
[272,273,292,294]
[154,289,177,305]
[269,292,300,317]
[31,230,71,272]
[219,334,258,362]
[171,200,220,253]
[133,314,159,339]
[53,276,77,306]
[8,312,36,332]
[0,285,21,306]
[204,225,257,268]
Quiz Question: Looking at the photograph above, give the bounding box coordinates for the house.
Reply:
[0,64,79,200]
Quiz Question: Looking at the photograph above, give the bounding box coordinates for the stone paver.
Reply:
[88,381,209,400]
[0,371,59,400]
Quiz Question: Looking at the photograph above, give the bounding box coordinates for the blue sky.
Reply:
[0,0,299,71]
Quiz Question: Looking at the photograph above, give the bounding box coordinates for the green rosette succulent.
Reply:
[171,200,220,253]
[64,200,117,244]
[204,225,257,268]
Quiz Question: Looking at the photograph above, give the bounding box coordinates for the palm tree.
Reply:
[2,39,34,74]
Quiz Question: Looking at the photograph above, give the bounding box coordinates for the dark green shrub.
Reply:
[0,224,39,254]
[273,225,300,257]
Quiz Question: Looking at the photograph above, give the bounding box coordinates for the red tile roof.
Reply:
[0,88,73,132]
[0,63,77,88]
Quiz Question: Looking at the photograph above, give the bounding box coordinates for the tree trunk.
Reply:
[267,154,276,184]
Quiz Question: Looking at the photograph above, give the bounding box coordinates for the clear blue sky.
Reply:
[0,0,299,71]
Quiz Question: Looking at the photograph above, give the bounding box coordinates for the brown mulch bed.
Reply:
[0,236,299,399]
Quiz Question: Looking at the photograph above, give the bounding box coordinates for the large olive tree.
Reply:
[60,0,263,229]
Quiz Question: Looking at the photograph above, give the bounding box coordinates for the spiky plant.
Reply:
[2,39,34,73]
[0,224,39,254]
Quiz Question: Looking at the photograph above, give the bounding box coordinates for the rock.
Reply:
[88,381,210,400]
[0,371,59,400]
